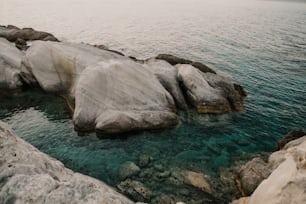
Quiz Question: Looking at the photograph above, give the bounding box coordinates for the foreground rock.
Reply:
[0,38,23,89]
[232,134,306,204]
[0,121,134,204]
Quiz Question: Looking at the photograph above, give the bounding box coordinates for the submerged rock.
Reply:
[0,121,134,204]
[119,161,141,180]
[182,171,212,194]
[117,179,153,202]
[0,38,23,89]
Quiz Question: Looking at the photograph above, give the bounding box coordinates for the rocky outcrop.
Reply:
[0,121,134,204]
[177,64,243,113]
[0,25,58,50]
[144,59,188,110]
[0,38,23,89]
[232,134,306,204]
[0,25,59,42]
[0,26,246,134]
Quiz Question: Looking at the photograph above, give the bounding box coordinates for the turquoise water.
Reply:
[1,0,306,203]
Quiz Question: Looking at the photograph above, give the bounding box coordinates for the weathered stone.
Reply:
[145,59,188,110]
[155,54,216,74]
[0,121,134,204]
[151,194,176,204]
[182,171,212,193]
[138,154,151,168]
[236,157,271,196]
[118,161,141,180]
[117,179,153,202]
[232,135,306,204]
[277,130,306,150]
[0,38,23,89]
[0,25,59,44]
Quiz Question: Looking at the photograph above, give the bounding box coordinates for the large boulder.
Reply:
[0,38,23,89]
[0,121,134,204]
[177,64,243,113]
[73,60,178,133]
[144,59,188,110]
[277,130,306,150]
[23,41,179,133]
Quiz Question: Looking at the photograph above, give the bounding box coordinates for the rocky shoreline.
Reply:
[1,25,305,204]
[0,25,245,134]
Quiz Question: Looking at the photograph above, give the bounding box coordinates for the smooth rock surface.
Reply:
[74,60,178,133]
[0,121,134,204]
[177,64,234,113]
[182,171,212,193]
[232,135,306,204]
[0,38,23,89]
[144,58,188,110]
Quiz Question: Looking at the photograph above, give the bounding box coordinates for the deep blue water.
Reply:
[0,0,306,203]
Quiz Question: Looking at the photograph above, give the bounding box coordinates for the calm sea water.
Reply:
[1,0,306,203]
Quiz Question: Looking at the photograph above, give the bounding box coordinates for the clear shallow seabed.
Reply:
[0,0,306,203]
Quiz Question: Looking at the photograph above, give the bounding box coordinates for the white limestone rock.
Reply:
[232,135,306,204]
[177,64,230,113]
[0,121,134,204]
[73,60,179,133]
[22,40,125,95]
[144,59,187,110]
[0,38,23,89]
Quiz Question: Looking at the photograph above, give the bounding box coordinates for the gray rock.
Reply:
[0,121,134,204]
[177,64,232,113]
[117,179,153,202]
[151,194,176,204]
[277,130,306,150]
[144,59,188,110]
[155,54,216,74]
[0,38,23,89]
[182,171,212,194]
[233,135,306,204]
[138,154,151,168]
[236,157,271,196]
[0,25,59,44]
[119,161,141,180]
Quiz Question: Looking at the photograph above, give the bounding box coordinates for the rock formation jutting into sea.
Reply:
[0,25,246,134]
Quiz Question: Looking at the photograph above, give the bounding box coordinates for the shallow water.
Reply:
[1,0,306,203]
